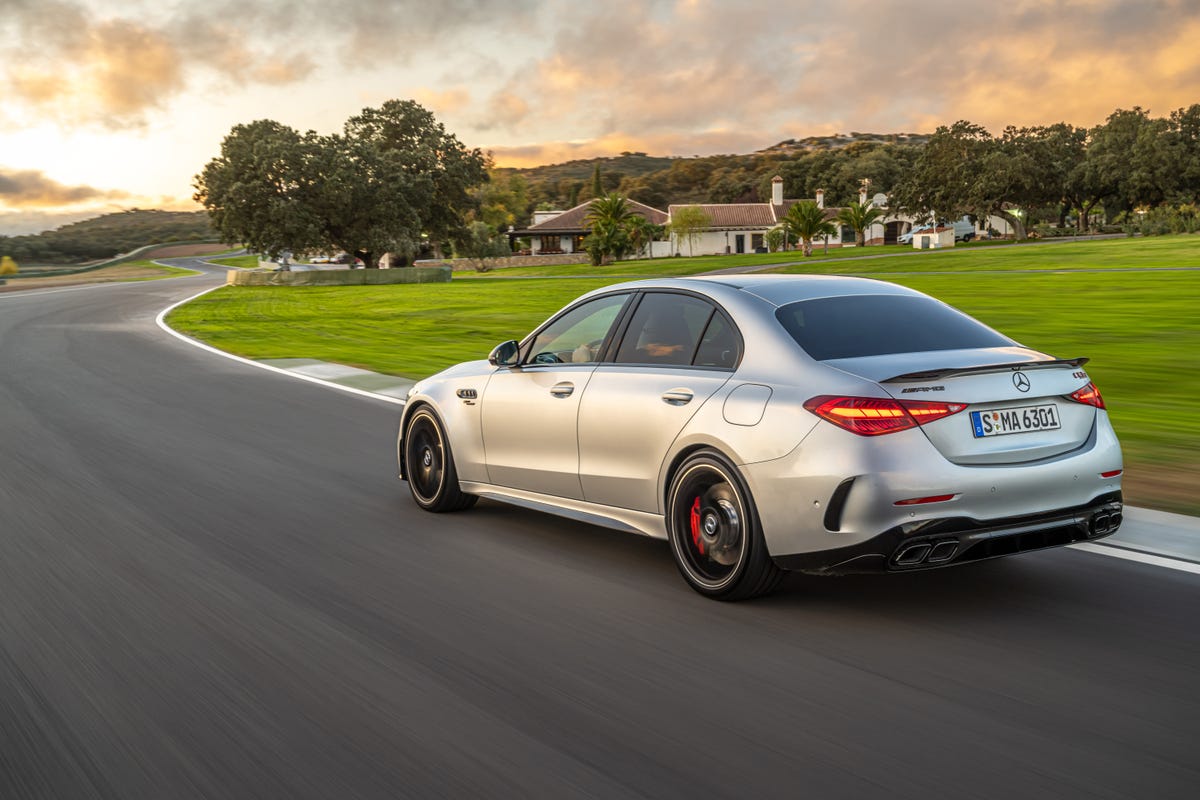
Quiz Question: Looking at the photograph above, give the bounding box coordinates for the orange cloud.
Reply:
[0,167,128,208]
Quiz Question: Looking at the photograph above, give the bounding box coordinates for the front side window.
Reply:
[525,294,628,365]
[614,293,715,366]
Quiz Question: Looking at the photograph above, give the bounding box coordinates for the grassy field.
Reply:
[456,234,1197,279]
[209,254,260,269]
[168,235,1200,514]
[0,260,199,291]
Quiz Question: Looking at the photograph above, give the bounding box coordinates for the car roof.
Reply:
[597,274,924,308]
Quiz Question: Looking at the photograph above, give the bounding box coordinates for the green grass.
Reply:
[458,233,1198,279]
[209,254,260,269]
[168,236,1200,513]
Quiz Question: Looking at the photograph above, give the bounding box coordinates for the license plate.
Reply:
[970,404,1061,438]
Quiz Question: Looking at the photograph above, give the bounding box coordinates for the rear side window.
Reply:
[615,293,714,366]
[776,294,1013,361]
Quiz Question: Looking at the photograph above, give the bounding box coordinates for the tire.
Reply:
[403,406,477,512]
[666,450,783,600]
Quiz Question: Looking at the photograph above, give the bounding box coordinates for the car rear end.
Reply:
[746,288,1123,573]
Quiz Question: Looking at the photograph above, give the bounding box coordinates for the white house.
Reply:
[666,177,920,255]
[511,198,668,255]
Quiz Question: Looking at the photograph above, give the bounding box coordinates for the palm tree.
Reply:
[782,201,836,257]
[836,201,886,247]
[584,193,636,263]
[626,217,663,259]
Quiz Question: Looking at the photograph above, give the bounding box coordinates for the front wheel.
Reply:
[666,450,783,600]
[403,407,477,512]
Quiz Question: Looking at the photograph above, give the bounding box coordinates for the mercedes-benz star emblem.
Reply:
[1013,372,1031,392]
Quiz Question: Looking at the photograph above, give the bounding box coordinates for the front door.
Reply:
[481,293,630,499]
[735,234,745,254]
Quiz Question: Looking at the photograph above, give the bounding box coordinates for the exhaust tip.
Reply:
[927,541,958,563]
[895,543,932,565]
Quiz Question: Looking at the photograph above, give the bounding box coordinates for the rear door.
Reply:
[577,292,739,512]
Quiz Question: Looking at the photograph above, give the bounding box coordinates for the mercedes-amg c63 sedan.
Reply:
[398,276,1123,600]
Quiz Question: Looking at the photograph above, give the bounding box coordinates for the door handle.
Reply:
[550,381,575,398]
[661,389,694,405]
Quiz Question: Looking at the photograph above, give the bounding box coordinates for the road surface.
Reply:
[1,261,1197,798]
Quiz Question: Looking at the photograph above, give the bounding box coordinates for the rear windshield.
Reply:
[776,294,1013,361]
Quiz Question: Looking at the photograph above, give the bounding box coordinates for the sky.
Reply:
[2,0,1199,235]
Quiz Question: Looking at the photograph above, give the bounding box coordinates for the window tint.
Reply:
[526,294,628,365]
[615,293,714,366]
[776,294,1013,361]
[694,313,740,369]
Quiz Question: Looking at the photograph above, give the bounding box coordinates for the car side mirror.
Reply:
[488,340,521,367]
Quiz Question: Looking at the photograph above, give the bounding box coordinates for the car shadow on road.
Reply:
[460,498,1081,618]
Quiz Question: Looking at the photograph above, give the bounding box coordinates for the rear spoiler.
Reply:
[882,357,1089,384]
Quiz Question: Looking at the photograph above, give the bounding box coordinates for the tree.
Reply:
[668,206,711,256]
[835,201,885,246]
[782,201,836,256]
[340,100,488,261]
[764,227,785,253]
[453,221,511,272]
[193,120,326,259]
[583,193,636,264]
[195,100,487,268]
[627,217,663,259]
[591,163,603,199]
[894,121,1038,239]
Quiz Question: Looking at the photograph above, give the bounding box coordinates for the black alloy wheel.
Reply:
[667,450,782,600]
[403,407,476,512]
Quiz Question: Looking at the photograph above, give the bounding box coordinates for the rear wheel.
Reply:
[666,450,782,600]
[404,407,477,512]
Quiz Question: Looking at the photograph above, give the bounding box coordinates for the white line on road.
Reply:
[154,288,1200,578]
[153,286,407,407]
[1069,542,1200,575]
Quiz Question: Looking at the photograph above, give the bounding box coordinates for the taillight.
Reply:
[1069,382,1106,409]
[803,396,967,436]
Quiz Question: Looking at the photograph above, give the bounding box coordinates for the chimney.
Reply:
[815,188,824,209]
[771,175,783,206]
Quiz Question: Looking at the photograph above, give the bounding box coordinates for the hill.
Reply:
[0,209,217,266]
[493,133,929,213]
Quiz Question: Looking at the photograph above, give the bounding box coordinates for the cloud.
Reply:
[0,0,538,127]
[472,0,1200,160]
[0,167,128,208]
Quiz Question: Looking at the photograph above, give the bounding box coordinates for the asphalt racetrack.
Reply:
[1,261,1197,798]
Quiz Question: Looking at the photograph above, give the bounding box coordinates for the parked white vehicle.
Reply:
[900,217,976,244]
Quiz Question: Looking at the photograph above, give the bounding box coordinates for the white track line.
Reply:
[1069,542,1200,575]
[154,286,406,407]
[156,287,1200,577]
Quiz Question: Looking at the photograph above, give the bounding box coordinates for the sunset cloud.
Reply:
[472,0,1200,161]
[0,0,536,127]
[0,167,128,208]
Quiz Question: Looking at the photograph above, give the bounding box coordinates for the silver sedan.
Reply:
[398,276,1123,600]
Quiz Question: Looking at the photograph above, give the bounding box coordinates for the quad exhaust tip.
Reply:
[1089,510,1123,537]
[894,540,958,566]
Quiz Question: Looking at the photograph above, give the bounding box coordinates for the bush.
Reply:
[0,255,19,275]
[1137,204,1200,236]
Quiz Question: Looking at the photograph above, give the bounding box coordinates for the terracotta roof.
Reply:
[521,198,668,233]
[666,199,843,229]
[668,203,776,228]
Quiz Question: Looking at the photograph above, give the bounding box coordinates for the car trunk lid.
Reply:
[825,348,1097,465]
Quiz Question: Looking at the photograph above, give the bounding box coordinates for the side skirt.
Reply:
[458,481,668,540]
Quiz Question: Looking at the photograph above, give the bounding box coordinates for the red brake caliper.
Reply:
[689,496,704,554]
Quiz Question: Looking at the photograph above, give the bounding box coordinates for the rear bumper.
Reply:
[773,491,1123,574]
